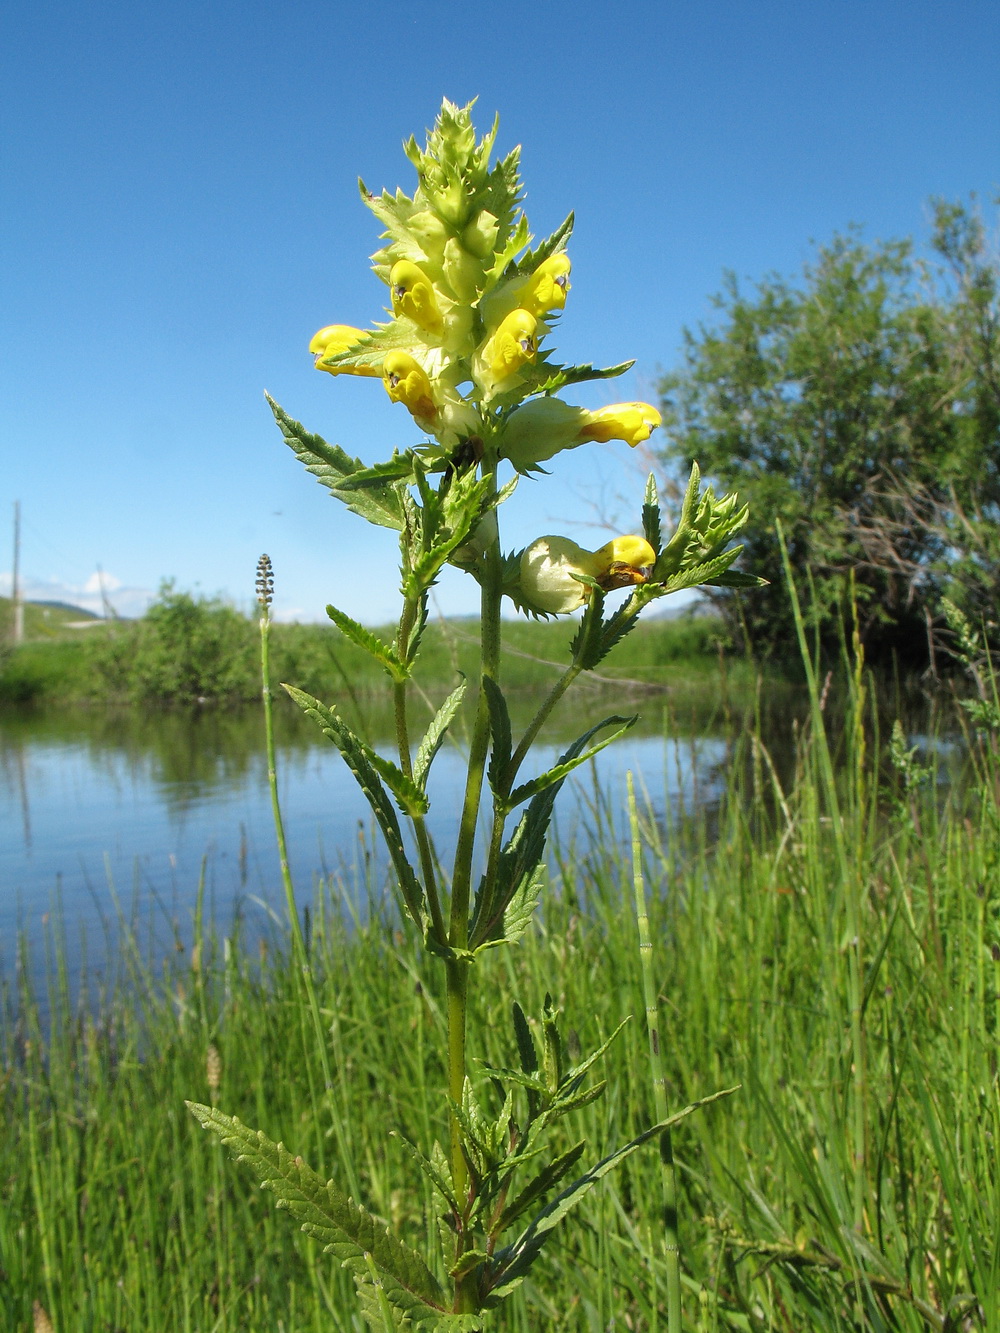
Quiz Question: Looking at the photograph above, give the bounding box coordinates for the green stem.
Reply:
[394,597,447,947]
[507,661,582,785]
[260,588,362,1200]
[628,773,682,1333]
[446,476,501,1312]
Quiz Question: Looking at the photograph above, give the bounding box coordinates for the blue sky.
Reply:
[2,0,997,623]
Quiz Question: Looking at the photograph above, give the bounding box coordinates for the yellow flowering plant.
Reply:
[188,100,761,1328]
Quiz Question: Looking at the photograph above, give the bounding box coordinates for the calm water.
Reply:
[1,698,738,993]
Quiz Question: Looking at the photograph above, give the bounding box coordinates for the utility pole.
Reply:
[12,500,24,645]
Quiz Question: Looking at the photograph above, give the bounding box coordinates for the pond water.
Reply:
[1,695,744,998]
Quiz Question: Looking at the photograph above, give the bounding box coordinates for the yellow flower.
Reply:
[382,352,438,421]
[578,403,662,447]
[499,397,589,470]
[521,254,571,316]
[591,535,656,590]
[389,260,444,334]
[483,309,538,381]
[518,533,656,615]
[309,325,382,377]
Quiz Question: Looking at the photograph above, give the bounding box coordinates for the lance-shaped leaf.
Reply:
[284,686,425,926]
[492,1140,587,1236]
[642,472,662,555]
[391,1132,460,1217]
[470,716,635,948]
[483,676,512,800]
[569,586,607,672]
[332,452,421,491]
[185,1104,449,1313]
[484,1085,741,1305]
[706,568,769,588]
[268,396,406,531]
[326,605,408,684]
[413,679,467,789]
[502,212,574,279]
[529,359,633,396]
[505,715,636,810]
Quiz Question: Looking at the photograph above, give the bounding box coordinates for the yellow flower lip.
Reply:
[310,324,382,377]
[486,309,538,380]
[518,533,657,614]
[592,535,657,590]
[523,254,572,316]
[389,260,443,334]
[578,403,662,448]
[382,351,438,420]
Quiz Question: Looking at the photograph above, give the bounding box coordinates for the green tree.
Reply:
[89,582,258,703]
[658,199,1000,665]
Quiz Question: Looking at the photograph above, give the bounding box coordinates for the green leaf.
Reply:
[413,679,467,789]
[333,452,421,490]
[268,396,406,532]
[326,605,408,684]
[391,1133,460,1217]
[284,686,425,927]
[529,360,633,396]
[568,586,606,671]
[483,676,512,799]
[185,1103,448,1313]
[642,473,662,554]
[493,1141,587,1235]
[484,1085,741,1305]
[474,864,544,953]
[506,715,637,809]
[706,569,769,588]
[502,212,574,279]
[470,716,635,949]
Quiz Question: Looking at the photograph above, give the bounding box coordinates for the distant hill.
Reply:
[30,600,101,620]
[1,597,110,641]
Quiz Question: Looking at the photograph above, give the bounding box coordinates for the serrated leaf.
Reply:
[530,360,633,395]
[642,473,662,554]
[658,545,744,595]
[484,1085,741,1305]
[413,679,467,788]
[185,1103,446,1311]
[568,585,605,671]
[474,864,544,954]
[471,717,635,949]
[351,1266,484,1331]
[334,453,421,490]
[268,396,406,532]
[284,686,425,926]
[506,715,637,809]
[327,605,408,683]
[483,676,512,799]
[494,1141,587,1235]
[365,749,430,818]
[502,213,574,279]
[706,569,769,588]
[512,1003,538,1077]
[391,1133,460,1216]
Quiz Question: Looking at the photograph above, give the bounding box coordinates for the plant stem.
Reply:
[446,477,501,1310]
[628,773,682,1333]
[260,584,362,1199]
[507,661,581,783]
[394,596,447,947]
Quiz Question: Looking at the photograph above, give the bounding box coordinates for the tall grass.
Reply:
[2,650,998,1329]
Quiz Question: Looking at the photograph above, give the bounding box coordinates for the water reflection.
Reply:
[10,677,938,1000]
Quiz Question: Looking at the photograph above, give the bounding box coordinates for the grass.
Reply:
[3,643,998,1330]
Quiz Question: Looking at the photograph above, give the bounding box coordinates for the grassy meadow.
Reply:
[0,589,741,707]
[3,622,997,1330]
